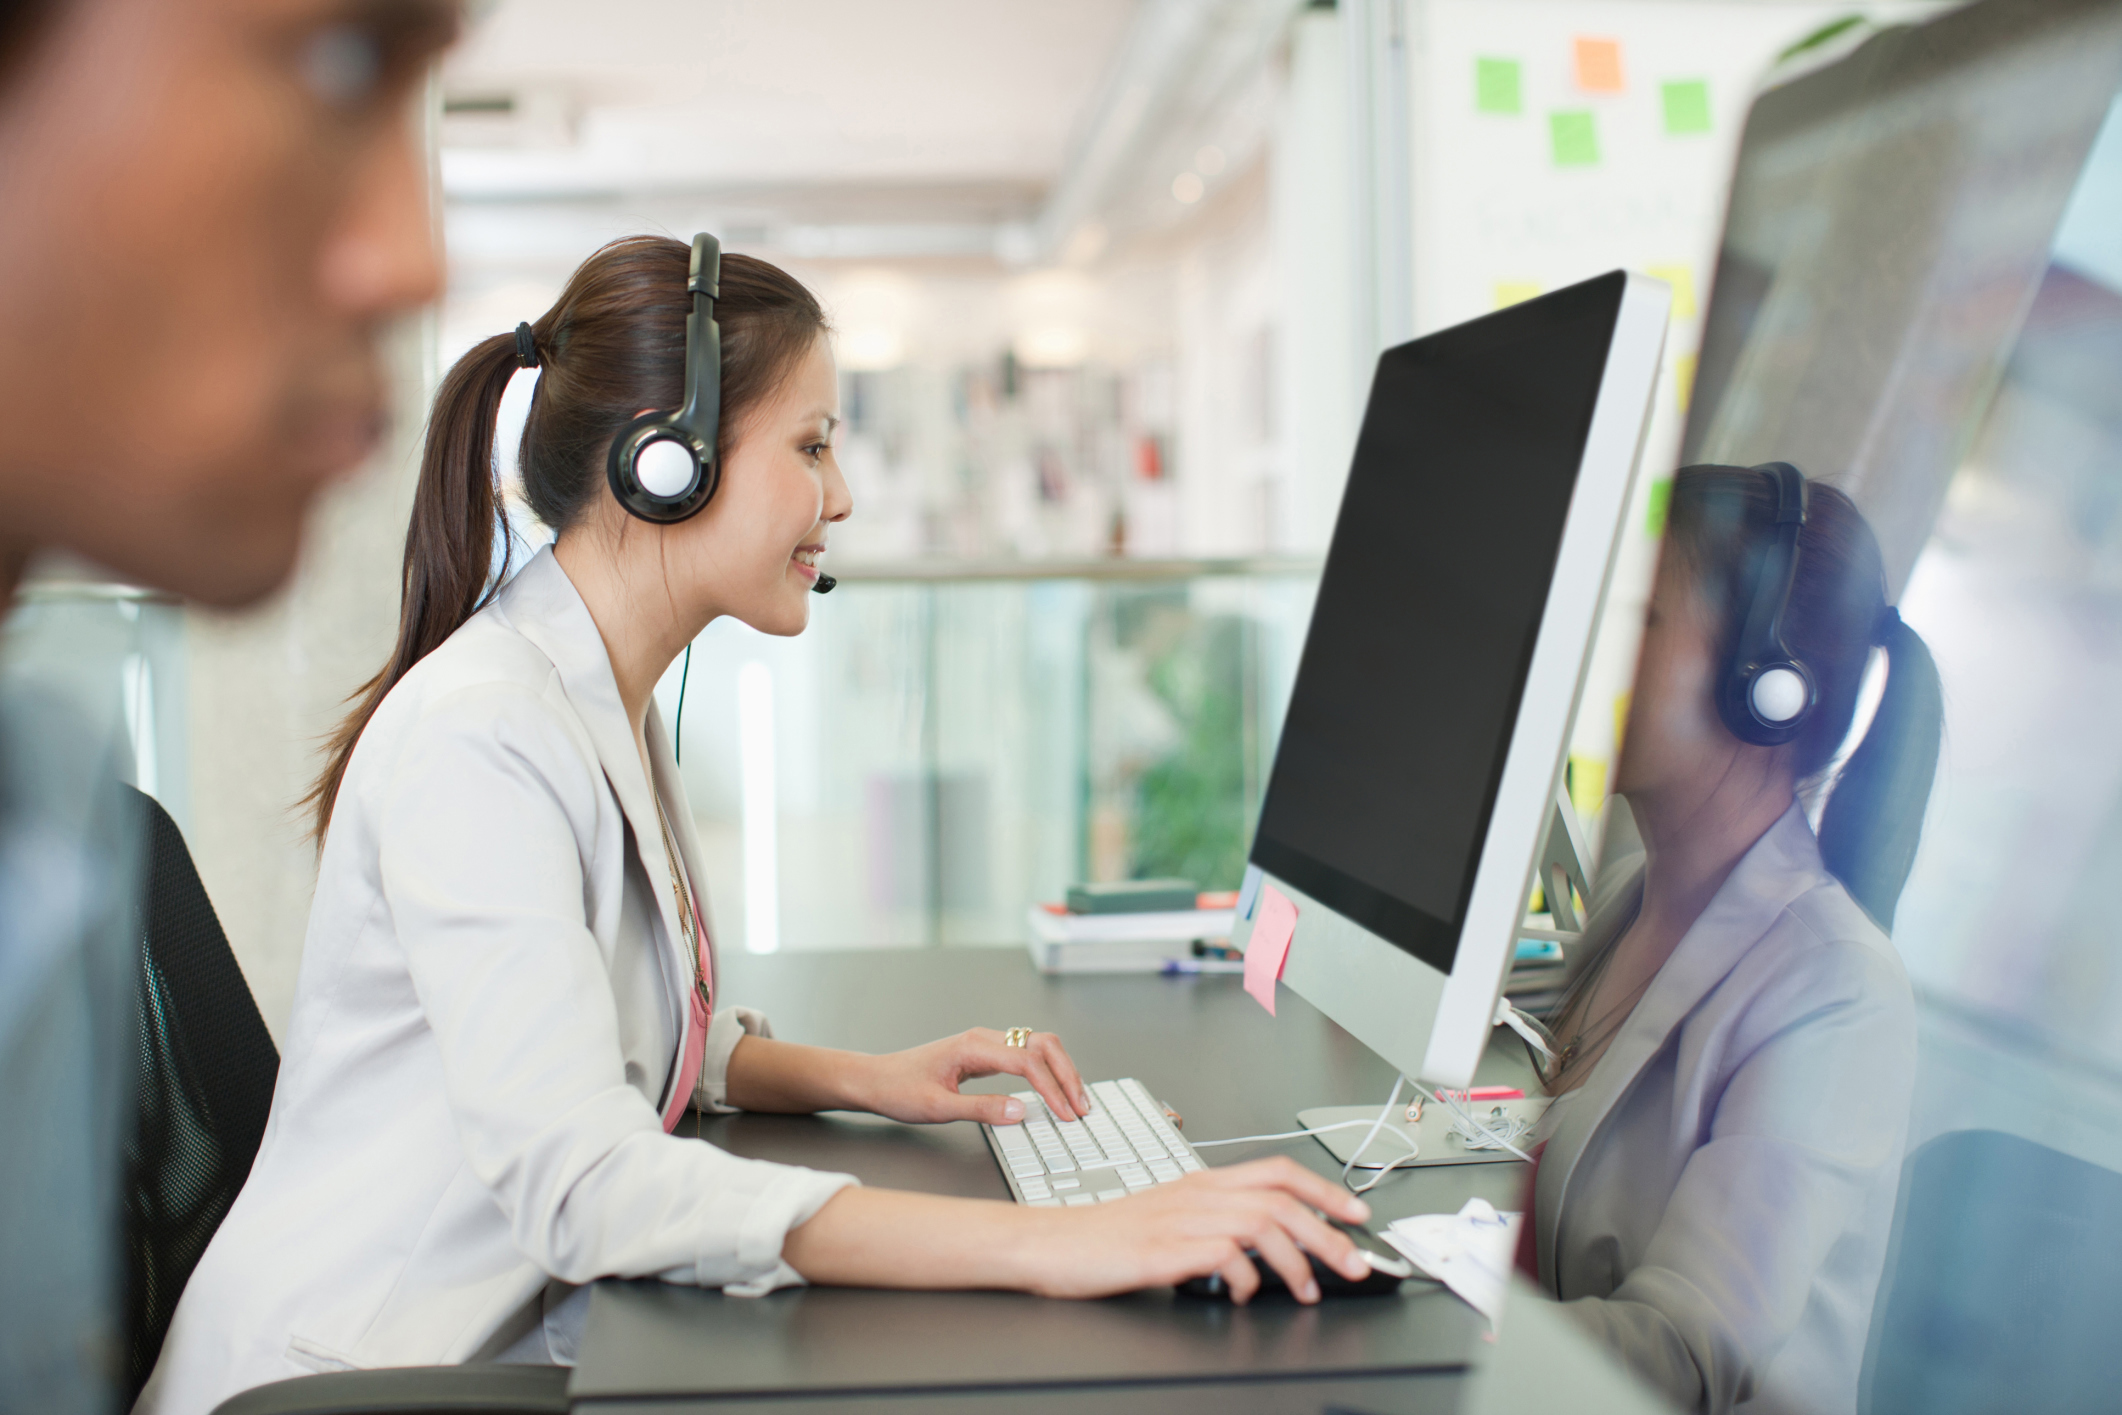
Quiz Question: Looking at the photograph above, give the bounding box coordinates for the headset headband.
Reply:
[604,233,724,525]
[678,235,721,446]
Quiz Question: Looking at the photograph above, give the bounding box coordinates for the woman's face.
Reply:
[1614,559,1731,800]
[671,333,849,636]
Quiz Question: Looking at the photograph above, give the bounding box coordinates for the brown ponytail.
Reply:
[304,235,827,842]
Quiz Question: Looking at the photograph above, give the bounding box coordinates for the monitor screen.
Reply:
[1250,272,1623,975]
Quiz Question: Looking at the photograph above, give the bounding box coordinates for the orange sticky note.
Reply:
[1574,37,1624,93]
[1245,883,1298,1015]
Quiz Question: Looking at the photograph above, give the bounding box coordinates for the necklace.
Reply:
[654,799,710,1018]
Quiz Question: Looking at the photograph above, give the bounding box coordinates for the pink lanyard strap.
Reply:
[656,806,713,1134]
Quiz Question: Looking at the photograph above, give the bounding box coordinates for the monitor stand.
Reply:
[1297,786,1585,1170]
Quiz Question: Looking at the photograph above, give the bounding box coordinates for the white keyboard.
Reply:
[982,1077,1208,1206]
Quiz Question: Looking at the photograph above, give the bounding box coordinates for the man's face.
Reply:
[0,0,456,605]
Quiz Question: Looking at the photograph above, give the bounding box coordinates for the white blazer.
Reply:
[1532,804,1917,1415]
[137,548,855,1415]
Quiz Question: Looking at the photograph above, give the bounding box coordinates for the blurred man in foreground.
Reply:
[0,0,456,1407]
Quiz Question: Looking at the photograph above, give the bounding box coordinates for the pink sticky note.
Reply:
[1244,883,1298,1015]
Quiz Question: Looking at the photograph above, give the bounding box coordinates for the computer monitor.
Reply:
[1234,270,1669,1089]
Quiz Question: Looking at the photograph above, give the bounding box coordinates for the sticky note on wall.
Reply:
[1244,883,1298,1015]
[1646,264,1697,319]
[1646,477,1672,537]
[1494,281,1542,309]
[1674,351,1697,413]
[1476,57,1522,114]
[1567,753,1610,824]
[1574,37,1625,93]
[1550,112,1600,167]
[1663,79,1713,134]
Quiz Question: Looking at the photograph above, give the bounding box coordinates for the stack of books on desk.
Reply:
[1023,878,1240,974]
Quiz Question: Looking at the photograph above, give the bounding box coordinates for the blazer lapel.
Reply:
[1534,803,1828,1286]
[496,549,696,1051]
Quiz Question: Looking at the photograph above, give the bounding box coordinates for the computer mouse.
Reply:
[1176,1245,1414,1301]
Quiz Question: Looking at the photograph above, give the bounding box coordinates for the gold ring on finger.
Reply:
[1003,1026,1033,1048]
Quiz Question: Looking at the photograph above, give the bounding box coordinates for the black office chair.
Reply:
[1863,1128,2122,1415]
[120,787,570,1415]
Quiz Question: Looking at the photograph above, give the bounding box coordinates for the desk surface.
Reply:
[573,948,1535,1410]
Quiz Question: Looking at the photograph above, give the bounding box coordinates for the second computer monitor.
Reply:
[1236,270,1668,1089]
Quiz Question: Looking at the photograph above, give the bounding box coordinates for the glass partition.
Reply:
[656,560,1319,952]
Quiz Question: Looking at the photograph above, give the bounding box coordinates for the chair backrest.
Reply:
[120,787,279,1407]
[1864,1127,2122,1415]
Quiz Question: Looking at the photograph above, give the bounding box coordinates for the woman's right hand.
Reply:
[1012,1156,1374,1304]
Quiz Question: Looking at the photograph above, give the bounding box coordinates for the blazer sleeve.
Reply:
[376,680,856,1292]
[1560,930,1916,1412]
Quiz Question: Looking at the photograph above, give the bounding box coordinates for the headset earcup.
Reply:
[636,439,697,499]
[607,412,718,524]
[1720,659,1816,746]
[1750,665,1810,725]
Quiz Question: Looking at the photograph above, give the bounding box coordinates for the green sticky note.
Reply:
[1647,478,1672,538]
[1550,111,1599,167]
[1476,57,1522,114]
[1663,80,1712,134]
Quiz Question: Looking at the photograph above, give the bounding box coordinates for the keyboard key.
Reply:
[989,1078,1209,1206]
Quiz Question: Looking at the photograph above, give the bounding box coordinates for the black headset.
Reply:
[1715,461,1816,747]
[603,231,835,592]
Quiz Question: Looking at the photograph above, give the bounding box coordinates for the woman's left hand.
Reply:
[854,1028,1092,1125]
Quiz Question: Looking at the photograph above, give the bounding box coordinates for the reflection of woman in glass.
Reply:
[1528,464,1942,1415]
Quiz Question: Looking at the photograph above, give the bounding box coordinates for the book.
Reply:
[1024,904,1239,974]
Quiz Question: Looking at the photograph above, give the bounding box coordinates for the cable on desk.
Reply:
[1408,1077,1536,1162]
[1190,1077,1422,1194]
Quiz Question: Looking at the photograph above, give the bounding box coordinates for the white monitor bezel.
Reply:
[1235,270,1670,1089]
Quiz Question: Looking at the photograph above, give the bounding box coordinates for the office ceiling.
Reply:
[441,0,1139,202]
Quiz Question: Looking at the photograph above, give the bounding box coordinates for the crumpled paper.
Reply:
[1380,1197,1521,1323]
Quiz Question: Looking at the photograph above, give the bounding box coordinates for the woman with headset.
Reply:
[137,236,1372,1415]
[1523,464,1943,1415]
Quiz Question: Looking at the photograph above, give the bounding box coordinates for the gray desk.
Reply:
[572,948,1535,1412]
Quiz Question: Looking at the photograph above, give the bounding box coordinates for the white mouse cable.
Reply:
[1189,1075,1423,1195]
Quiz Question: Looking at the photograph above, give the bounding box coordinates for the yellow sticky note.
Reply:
[1613,691,1633,757]
[1574,37,1625,93]
[1647,264,1696,319]
[1673,351,1697,413]
[1567,753,1610,823]
[1494,281,1543,309]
